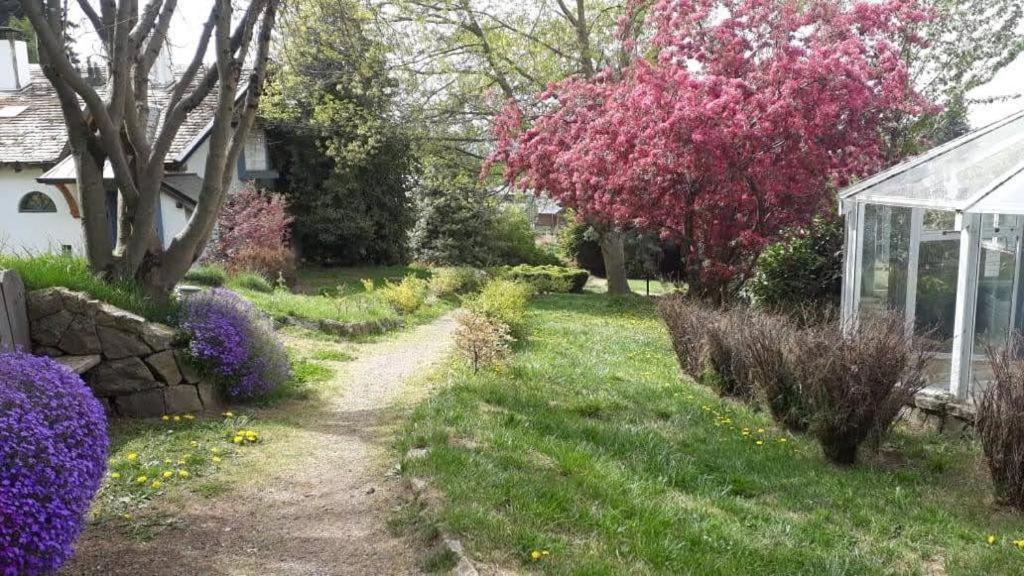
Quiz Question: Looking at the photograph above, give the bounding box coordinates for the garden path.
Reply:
[65,313,458,576]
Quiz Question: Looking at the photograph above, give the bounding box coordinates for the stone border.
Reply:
[275,314,404,337]
[906,388,975,436]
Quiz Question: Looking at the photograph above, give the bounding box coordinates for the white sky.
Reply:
[66,1,1023,129]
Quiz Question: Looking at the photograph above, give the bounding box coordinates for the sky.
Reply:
[65,1,1023,129]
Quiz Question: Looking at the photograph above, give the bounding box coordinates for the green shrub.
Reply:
[744,215,843,313]
[464,279,533,338]
[228,271,274,293]
[500,264,589,294]
[184,265,228,287]
[0,254,171,321]
[430,267,486,298]
[379,275,431,314]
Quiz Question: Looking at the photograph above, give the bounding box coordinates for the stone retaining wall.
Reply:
[906,389,975,437]
[27,287,221,418]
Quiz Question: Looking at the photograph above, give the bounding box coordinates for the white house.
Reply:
[0,28,276,256]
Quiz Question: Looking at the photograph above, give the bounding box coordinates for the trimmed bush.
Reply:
[454,311,514,372]
[743,313,812,432]
[379,275,431,314]
[500,264,589,294]
[229,271,274,293]
[465,279,533,338]
[229,247,298,288]
[802,313,928,465]
[744,215,843,314]
[703,308,755,399]
[430,267,486,298]
[179,289,291,399]
[978,338,1024,508]
[0,353,108,575]
[657,295,713,378]
[183,264,227,287]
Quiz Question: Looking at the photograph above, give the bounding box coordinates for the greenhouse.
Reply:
[840,110,1024,400]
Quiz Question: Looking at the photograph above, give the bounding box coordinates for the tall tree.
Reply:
[263,0,414,265]
[375,0,635,293]
[492,0,933,300]
[22,0,279,297]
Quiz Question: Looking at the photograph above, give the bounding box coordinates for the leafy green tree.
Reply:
[264,0,414,265]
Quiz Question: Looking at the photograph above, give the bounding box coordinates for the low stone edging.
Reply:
[275,314,404,337]
[906,389,975,436]
[27,287,222,418]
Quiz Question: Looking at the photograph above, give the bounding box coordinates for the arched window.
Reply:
[18,191,57,213]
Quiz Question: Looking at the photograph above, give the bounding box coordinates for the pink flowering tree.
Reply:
[208,185,294,266]
[491,0,935,299]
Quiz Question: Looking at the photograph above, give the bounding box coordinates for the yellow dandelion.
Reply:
[110,472,121,479]
[757,428,765,434]
[161,415,170,421]
[184,414,195,420]
[778,438,788,443]
[222,411,235,418]
[988,535,998,545]
[162,470,174,479]
[177,460,187,465]
[127,452,138,461]
[755,440,764,446]
[530,550,542,561]
[1015,539,1024,550]
[164,458,172,464]
[190,441,199,447]
[212,456,222,463]
[173,415,181,422]
[121,513,133,520]
[233,436,243,444]
[151,480,162,489]
[135,475,148,484]
[742,431,751,436]
[178,470,190,479]
[210,447,220,454]
[542,550,550,556]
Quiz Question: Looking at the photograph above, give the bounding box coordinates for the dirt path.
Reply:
[65,313,458,576]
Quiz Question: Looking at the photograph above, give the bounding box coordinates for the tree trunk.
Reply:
[599,228,631,295]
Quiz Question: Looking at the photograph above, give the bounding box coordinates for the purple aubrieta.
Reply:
[179,288,291,399]
[0,352,109,575]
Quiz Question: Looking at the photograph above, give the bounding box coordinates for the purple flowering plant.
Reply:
[0,352,109,576]
[179,288,291,399]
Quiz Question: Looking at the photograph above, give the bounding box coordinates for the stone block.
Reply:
[197,380,223,411]
[142,323,177,351]
[60,291,99,316]
[164,385,203,414]
[115,389,166,418]
[88,357,160,396]
[174,349,202,384]
[97,324,152,359]
[145,350,182,385]
[32,308,73,346]
[26,288,64,321]
[55,354,102,375]
[58,314,101,355]
[33,345,64,357]
[95,302,146,331]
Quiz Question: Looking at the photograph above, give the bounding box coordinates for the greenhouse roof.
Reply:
[840,109,1024,213]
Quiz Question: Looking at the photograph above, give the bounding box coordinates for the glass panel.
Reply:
[969,168,1024,214]
[914,237,961,388]
[853,114,1024,207]
[859,204,912,317]
[971,214,1023,390]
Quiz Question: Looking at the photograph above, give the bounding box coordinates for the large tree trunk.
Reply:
[599,228,631,295]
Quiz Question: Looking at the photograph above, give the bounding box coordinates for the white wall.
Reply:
[0,168,84,256]
[182,133,251,194]
[160,192,192,248]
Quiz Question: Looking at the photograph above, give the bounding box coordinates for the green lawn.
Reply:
[294,264,430,295]
[398,293,1024,575]
[584,276,680,296]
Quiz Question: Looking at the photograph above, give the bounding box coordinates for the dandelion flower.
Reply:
[757,428,765,434]
[162,471,174,479]
[988,535,998,545]
[530,550,542,561]
[211,447,220,454]
[161,415,170,421]
[173,415,181,422]
[184,414,195,420]
[233,436,243,444]
[212,456,222,463]
[190,441,199,447]
[127,452,138,461]
[755,440,764,446]
[135,475,148,484]
[110,472,121,479]
[1015,539,1024,550]
[778,438,788,443]
[178,470,190,479]
[151,480,162,489]
[223,411,235,418]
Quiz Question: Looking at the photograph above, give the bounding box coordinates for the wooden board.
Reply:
[0,269,29,352]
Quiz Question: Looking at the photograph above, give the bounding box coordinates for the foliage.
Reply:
[0,254,171,321]
[227,271,274,294]
[703,308,755,399]
[743,313,812,432]
[209,185,294,269]
[491,0,933,298]
[464,279,534,338]
[657,296,713,377]
[264,0,414,266]
[379,275,431,314]
[802,314,928,465]
[454,311,514,372]
[745,215,844,313]
[430,267,487,298]
[183,265,227,287]
[399,293,1024,574]
[978,338,1024,509]
[228,247,297,289]
[240,288,398,325]
[410,176,556,267]
[0,353,108,575]
[179,289,291,399]
[499,265,589,294]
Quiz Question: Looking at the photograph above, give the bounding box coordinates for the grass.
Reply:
[295,264,430,295]
[0,254,173,321]
[237,288,399,324]
[398,293,1024,575]
[584,275,680,296]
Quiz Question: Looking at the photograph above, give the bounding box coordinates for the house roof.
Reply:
[37,155,203,208]
[0,65,221,167]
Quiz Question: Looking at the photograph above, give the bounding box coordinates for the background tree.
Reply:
[263,0,415,266]
[374,0,635,292]
[492,0,933,300]
[22,0,279,297]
